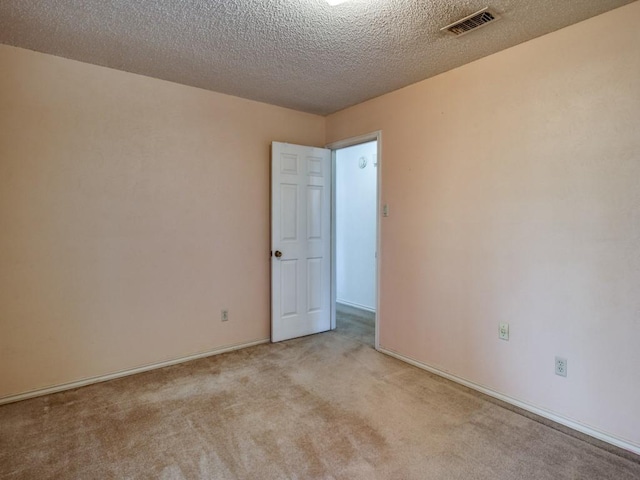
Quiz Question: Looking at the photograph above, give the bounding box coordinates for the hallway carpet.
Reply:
[1,306,638,479]
[334,302,375,347]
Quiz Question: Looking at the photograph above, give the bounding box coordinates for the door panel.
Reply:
[307,186,323,239]
[280,185,298,241]
[271,142,331,342]
[307,258,323,313]
[280,260,298,317]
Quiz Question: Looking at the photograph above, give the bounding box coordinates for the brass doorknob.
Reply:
[275,250,283,258]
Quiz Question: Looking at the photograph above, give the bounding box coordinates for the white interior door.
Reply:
[271,142,331,342]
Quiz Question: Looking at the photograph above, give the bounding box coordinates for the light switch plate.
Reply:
[499,322,509,341]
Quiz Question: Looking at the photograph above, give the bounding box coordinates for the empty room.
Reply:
[1,1,639,478]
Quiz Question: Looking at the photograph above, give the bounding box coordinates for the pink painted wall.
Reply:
[326,3,640,446]
[0,45,325,399]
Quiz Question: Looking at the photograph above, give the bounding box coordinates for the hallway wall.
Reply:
[336,141,377,311]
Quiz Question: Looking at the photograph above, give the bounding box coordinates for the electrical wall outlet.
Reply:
[555,356,567,377]
[498,322,509,341]
[221,309,229,322]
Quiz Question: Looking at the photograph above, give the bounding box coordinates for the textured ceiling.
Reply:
[0,0,635,115]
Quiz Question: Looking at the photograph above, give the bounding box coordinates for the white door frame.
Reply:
[326,131,382,350]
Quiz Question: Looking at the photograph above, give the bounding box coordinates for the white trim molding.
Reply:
[0,338,270,406]
[378,347,640,456]
[325,131,381,151]
[336,299,376,313]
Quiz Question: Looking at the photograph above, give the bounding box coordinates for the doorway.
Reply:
[328,133,381,349]
[270,133,381,346]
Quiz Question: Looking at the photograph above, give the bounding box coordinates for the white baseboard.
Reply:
[0,338,270,406]
[336,299,376,313]
[378,347,640,456]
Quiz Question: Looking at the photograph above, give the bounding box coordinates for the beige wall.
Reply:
[0,45,324,398]
[327,2,640,446]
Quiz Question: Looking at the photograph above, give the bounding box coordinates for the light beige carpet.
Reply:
[1,305,638,479]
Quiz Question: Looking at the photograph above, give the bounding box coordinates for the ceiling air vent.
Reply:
[440,7,501,37]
